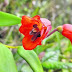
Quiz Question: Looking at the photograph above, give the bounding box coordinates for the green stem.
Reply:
[46,28,57,37]
[4,45,19,48]
[0,42,19,49]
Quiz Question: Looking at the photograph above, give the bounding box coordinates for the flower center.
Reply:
[29,24,41,41]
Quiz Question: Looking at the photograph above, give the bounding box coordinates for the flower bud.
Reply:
[57,26,63,33]
[57,24,72,44]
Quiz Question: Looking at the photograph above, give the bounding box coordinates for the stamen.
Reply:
[31,32,40,41]
[37,33,41,37]
[29,30,34,35]
[29,24,41,41]
[33,28,39,32]
[29,30,37,35]
[33,24,37,28]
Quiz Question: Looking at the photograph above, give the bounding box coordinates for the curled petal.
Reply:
[40,18,51,27]
[40,18,52,39]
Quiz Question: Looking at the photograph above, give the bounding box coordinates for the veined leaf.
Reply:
[0,43,18,72]
[17,46,43,72]
[0,11,21,26]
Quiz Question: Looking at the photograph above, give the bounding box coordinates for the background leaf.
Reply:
[0,43,18,72]
[31,7,40,17]
[0,11,21,26]
[42,61,72,69]
[17,46,43,72]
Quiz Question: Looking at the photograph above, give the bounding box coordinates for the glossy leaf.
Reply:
[17,46,43,72]
[0,11,21,26]
[0,43,18,72]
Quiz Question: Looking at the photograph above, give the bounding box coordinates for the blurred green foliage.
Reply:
[0,0,72,72]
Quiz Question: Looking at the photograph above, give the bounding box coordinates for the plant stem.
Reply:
[0,42,19,49]
[46,28,57,38]
[4,45,19,48]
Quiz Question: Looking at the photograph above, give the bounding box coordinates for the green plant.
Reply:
[0,11,72,72]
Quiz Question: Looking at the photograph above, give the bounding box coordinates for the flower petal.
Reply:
[22,35,42,50]
[19,15,43,36]
[21,15,32,25]
[33,15,40,20]
[62,24,72,43]
[40,18,52,39]
[40,18,51,27]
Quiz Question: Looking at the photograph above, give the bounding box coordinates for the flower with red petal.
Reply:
[57,24,72,44]
[62,24,72,43]
[19,15,52,50]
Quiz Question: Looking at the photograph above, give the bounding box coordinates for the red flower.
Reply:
[19,15,52,50]
[62,24,72,44]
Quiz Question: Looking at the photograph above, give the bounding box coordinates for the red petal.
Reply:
[19,15,42,36]
[62,24,72,32]
[22,35,42,50]
[62,24,72,43]
[21,15,32,25]
[19,25,31,36]
[33,15,40,20]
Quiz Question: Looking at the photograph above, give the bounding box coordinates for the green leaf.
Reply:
[31,7,40,17]
[42,61,72,69]
[0,11,21,26]
[34,43,54,55]
[17,46,43,72]
[0,43,18,72]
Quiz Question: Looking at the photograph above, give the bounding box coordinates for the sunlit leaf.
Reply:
[0,43,18,72]
[0,11,21,26]
[17,46,43,72]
